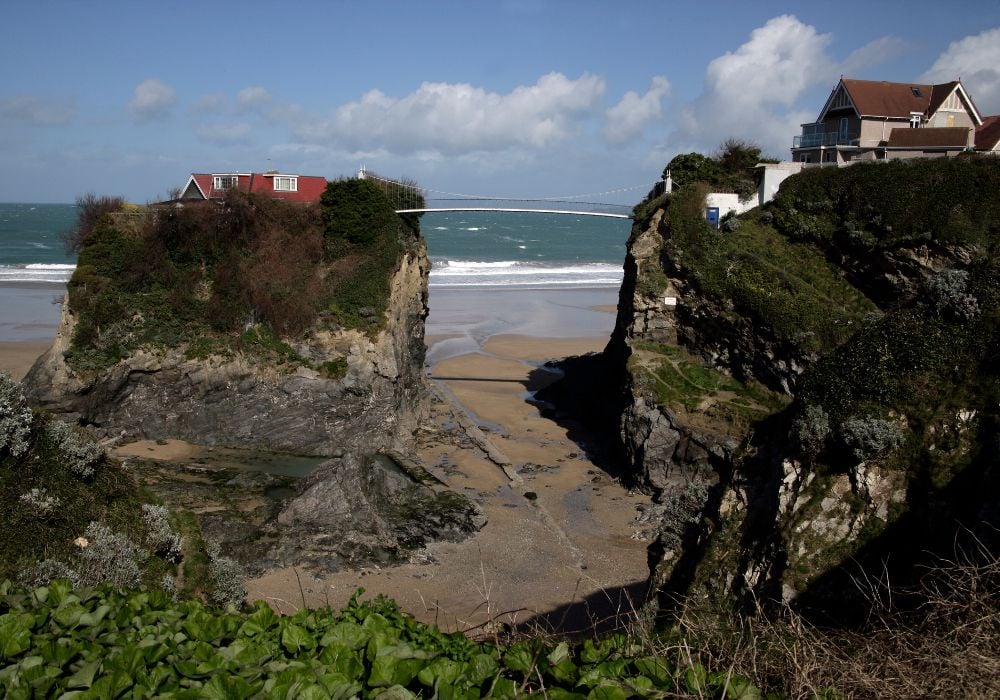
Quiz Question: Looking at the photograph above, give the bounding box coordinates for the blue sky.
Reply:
[1,1,998,203]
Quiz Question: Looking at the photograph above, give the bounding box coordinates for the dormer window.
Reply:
[213,175,238,190]
[909,113,922,129]
[273,176,297,192]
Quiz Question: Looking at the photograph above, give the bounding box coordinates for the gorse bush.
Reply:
[64,192,126,252]
[0,372,32,458]
[45,420,104,480]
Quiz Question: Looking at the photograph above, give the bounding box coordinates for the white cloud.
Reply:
[922,27,1000,114]
[294,72,606,156]
[671,15,903,157]
[603,76,670,144]
[195,122,253,144]
[236,86,272,112]
[841,36,908,77]
[0,95,74,126]
[128,78,176,122]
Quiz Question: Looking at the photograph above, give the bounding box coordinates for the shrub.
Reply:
[840,417,905,462]
[19,487,61,517]
[141,504,182,563]
[0,372,33,458]
[64,193,125,252]
[45,420,105,479]
[658,480,711,552]
[77,521,147,589]
[926,269,979,321]
[206,541,246,609]
[792,404,832,459]
[17,559,80,588]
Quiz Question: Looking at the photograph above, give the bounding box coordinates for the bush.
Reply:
[64,193,125,252]
[141,504,182,563]
[77,521,147,589]
[0,372,32,458]
[926,269,979,320]
[45,420,104,479]
[792,404,832,459]
[17,559,80,588]
[206,541,246,609]
[840,416,905,462]
[18,487,61,517]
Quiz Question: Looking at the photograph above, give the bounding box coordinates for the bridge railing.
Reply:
[360,170,645,218]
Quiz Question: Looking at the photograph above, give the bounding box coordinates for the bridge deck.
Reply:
[395,207,632,220]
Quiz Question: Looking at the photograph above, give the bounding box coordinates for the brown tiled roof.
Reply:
[886,127,971,149]
[975,115,1000,150]
[926,81,961,117]
[841,79,932,118]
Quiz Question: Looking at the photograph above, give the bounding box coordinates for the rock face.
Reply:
[24,243,431,457]
[602,170,1000,623]
[604,209,741,494]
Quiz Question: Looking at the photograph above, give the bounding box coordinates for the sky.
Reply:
[1,1,998,204]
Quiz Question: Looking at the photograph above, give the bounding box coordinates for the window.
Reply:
[273,176,297,192]
[909,113,922,129]
[213,175,238,190]
[911,87,922,98]
[839,117,849,140]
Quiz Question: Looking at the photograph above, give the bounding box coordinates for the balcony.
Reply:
[793,131,859,149]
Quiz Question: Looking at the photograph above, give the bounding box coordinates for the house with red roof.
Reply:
[791,78,982,165]
[179,172,327,203]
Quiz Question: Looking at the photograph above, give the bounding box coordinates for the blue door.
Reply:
[706,207,720,229]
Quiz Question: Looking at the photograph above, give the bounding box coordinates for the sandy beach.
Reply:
[250,287,653,633]
[0,282,64,379]
[2,281,651,633]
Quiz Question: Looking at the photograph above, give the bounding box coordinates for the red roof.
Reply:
[184,173,327,203]
[976,115,1000,151]
[840,79,933,118]
[830,79,981,124]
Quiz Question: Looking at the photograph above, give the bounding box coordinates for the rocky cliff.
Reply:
[24,242,429,457]
[602,159,1000,621]
[21,186,485,573]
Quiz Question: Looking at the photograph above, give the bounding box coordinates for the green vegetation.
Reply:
[665,185,876,355]
[0,580,776,699]
[65,179,421,372]
[663,139,777,199]
[631,342,788,433]
[769,156,1000,249]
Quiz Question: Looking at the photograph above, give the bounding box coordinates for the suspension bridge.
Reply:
[359,168,652,220]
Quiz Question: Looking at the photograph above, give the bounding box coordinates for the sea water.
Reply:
[0,203,78,283]
[0,204,631,289]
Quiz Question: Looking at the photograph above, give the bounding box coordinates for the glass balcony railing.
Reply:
[793,132,859,148]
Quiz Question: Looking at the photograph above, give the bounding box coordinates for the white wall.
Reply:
[756,162,804,206]
[705,192,757,219]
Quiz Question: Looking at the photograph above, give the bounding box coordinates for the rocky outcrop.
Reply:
[215,451,486,573]
[609,172,1000,623]
[23,243,431,457]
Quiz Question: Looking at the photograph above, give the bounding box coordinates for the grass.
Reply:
[631,341,788,433]
[665,187,876,356]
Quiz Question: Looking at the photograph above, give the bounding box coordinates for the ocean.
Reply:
[0,204,631,288]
